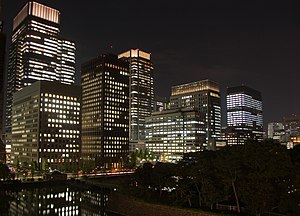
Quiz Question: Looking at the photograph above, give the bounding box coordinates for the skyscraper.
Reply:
[11,81,81,170]
[5,1,76,132]
[0,21,6,162]
[169,79,221,148]
[81,54,129,169]
[225,85,263,145]
[118,49,154,145]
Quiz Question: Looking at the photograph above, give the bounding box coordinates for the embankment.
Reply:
[107,192,220,216]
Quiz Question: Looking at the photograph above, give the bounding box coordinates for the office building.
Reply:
[169,79,221,148]
[283,114,300,137]
[0,21,5,162]
[152,96,168,112]
[145,108,206,162]
[5,1,76,132]
[222,126,257,146]
[81,54,129,169]
[225,85,263,145]
[268,122,284,139]
[263,118,300,149]
[118,49,154,144]
[268,122,285,140]
[11,81,81,170]
[282,114,300,149]
[0,21,5,137]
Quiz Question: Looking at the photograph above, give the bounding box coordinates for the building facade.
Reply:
[283,114,300,137]
[152,96,169,112]
[282,114,300,149]
[11,81,81,170]
[169,79,221,149]
[5,1,75,132]
[0,21,6,162]
[81,54,129,169]
[267,122,285,140]
[225,85,263,145]
[145,108,206,162]
[118,49,154,144]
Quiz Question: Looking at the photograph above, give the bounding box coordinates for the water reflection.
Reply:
[1,185,110,215]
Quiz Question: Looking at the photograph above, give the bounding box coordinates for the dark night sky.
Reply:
[2,0,300,129]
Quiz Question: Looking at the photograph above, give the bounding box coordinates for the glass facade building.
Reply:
[81,54,129,169]
[169,79,221,148]
[0,21,5,136]
[0,21,5,162]
[11,81,81,170]
[145,108,206,162]
[225,85,263,145]
[5,1,76,132]
[118,49,154,144]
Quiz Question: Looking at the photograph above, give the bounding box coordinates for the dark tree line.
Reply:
[0,162,10,180]
[131,140,300,216]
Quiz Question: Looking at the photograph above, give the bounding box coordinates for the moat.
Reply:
[0,181,121,216]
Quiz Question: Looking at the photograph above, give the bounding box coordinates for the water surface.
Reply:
[0,184,114,215]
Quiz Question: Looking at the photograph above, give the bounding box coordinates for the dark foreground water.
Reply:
[0,184,120,216]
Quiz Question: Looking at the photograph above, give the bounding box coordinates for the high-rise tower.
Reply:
[81,54,129,169]
[0,21,6,162]
[5,1,76,132]
[169,79,221,149]
[225,85,263,145]
[118,49,154,146]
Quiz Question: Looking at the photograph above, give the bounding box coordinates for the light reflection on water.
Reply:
[0,185,111,215]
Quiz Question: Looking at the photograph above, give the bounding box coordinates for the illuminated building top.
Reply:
[226,89,263,127]
[118,49,151,60]
[13,1,60,30]
[171,79,219,96]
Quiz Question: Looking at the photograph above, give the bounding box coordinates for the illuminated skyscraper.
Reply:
[225,85,263,145]
[5,1,76,132]
[81,54,129,169]
[169,79,221,149]
[118,49,154,145]
[10,81,81,170]
[0,21,5,162]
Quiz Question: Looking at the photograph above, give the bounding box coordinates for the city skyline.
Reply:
[0,2,299,215]
[2,0,300,127]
